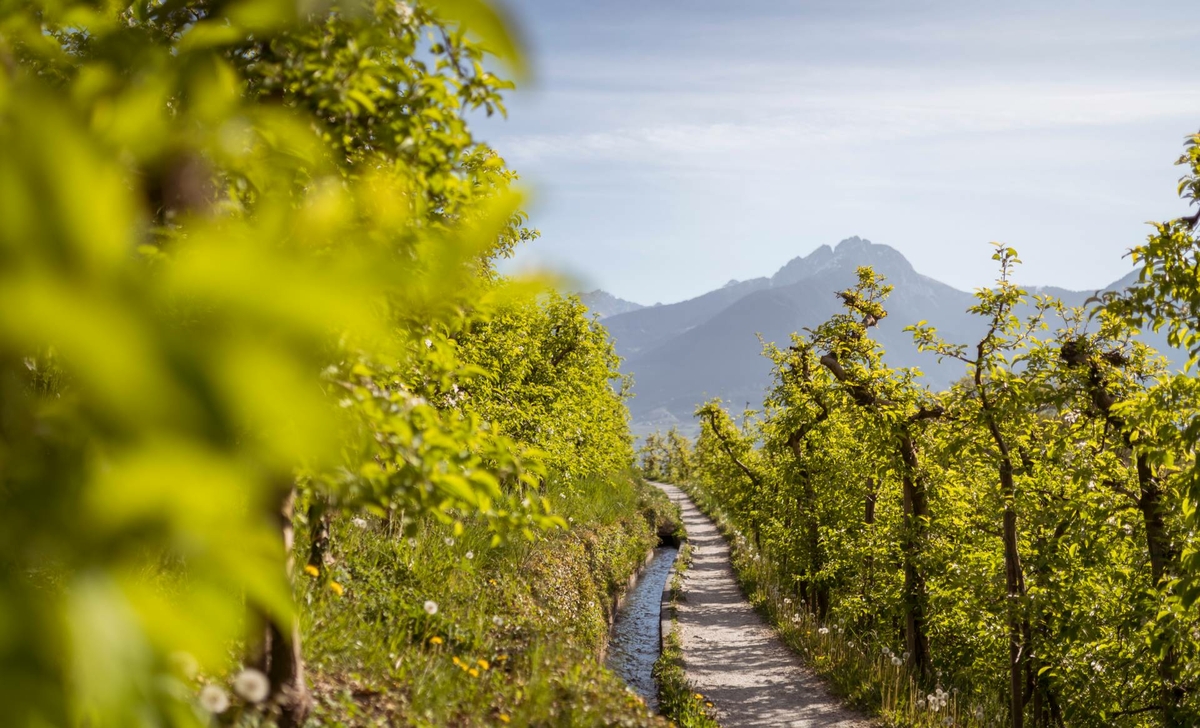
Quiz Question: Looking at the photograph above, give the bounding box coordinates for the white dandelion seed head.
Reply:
[492,615,504,626]
[465,551,474,560]
[424,600,438,615]
[444,537,455,546]
[232,669,270,703]
[352,517,368,529]
[891,656,902,666]
[199,685,229,714]
[818,627,829,635]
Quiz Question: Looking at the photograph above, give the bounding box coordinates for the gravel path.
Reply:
[654,482,871,728]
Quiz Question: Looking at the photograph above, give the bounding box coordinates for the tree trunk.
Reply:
[1000,459,1026,728]
[863,478,877,613]
[899,433,932,678]
[248,485,311,727]
[1135,454,1185,724]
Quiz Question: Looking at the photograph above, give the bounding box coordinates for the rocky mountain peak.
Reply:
[771,236,915,288]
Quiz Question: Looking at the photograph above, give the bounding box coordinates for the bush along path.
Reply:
[651,482,870,728]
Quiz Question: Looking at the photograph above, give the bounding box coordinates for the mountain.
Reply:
[578,290,646,319]
[608,237,1167,437]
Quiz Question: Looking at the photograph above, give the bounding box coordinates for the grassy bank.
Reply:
[678,480,993,728]
[652,542,720,728]
[292,472,679,727]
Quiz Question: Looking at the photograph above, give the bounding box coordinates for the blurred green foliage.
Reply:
[0,0,636,724]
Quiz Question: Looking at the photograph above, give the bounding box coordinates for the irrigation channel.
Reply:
[606,545,679,710]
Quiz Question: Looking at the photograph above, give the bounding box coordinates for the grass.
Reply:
[288,471,680,727]
[678,480,1006,728]
[652,541,720,728]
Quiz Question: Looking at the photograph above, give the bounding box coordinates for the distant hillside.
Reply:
[578,289,645,319]
[607,237,1168,437]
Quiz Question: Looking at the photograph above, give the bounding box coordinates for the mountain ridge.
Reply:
[590,237,1166,437]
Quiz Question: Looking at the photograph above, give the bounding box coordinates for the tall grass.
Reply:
[290,471,677,726]
[653,542,720,728]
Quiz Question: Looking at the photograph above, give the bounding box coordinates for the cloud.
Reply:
[501,80,1200,165]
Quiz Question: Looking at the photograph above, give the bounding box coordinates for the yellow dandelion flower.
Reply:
[694,693,703,700]
[452,656,466,669]
[497,654,508,662]
[304,564,319,578]
[477,659,490,670]
[705,702,714,708]
[329,581,344,596]
[468,668,480,678]
[498,714,510,724]
[429,636,444,646]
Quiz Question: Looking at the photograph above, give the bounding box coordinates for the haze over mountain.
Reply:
[599,237,1160,437]
[578,290,646,319]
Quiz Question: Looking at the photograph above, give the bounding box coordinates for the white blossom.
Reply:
[424,600,438,615]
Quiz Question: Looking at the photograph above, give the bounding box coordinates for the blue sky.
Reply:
[474,0,1200,305]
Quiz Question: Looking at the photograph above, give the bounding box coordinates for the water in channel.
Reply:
[606,546,679,711]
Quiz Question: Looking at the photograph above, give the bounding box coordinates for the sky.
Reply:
[473,0,1200,306]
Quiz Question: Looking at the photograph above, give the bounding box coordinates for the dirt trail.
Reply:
[654,482,870,728]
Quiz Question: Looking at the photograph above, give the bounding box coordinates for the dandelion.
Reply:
[818,627,829,635]
[329,581,344,596]
[492,616,504,626]
[452,656,467,670]
[477,659,490,670]
[705,701,714,708]
[465,551,474,560]
[233,669,270,703]
[783,597,792,605]
[694,693,704,700]
[352,517,367,529]
[429,636,444,646]
[424,600,438,615]
[199,685,229,714]
[444,537,455,546]
[498,714,511,724]
[304,564,320,578]
[468,668,480,678]
[891,656,902,666]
